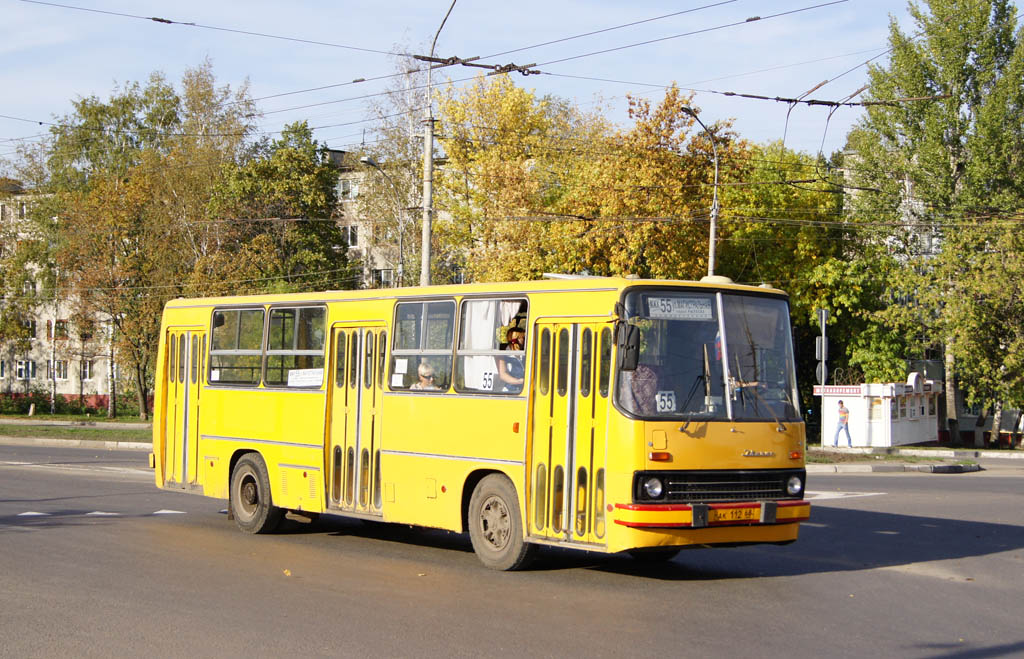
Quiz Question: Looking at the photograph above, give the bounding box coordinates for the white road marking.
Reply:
[806,490,886,501]
[0,460,150,477]
[152,510,186,515]
[86,511,120,516]
[17,511,50,516]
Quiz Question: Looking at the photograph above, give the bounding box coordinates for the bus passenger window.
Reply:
[390,300,455,391]
[190,335,198,384]
[454,298,528,395]
[209,308,264,385]
[265,306,326,387]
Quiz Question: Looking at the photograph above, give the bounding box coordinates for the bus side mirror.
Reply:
[617,323,639,371]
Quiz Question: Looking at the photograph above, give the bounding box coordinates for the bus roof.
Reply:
[163,276,788,309]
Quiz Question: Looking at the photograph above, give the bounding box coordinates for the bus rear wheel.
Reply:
[230,453,284,534]
[468,474,537,571]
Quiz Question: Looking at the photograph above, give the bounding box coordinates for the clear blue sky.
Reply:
[1,0,918,169]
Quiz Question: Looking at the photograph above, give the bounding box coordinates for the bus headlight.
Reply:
[786,475,804,496]
[643,477,664,499]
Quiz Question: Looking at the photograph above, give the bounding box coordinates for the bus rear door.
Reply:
[163,326,204,488]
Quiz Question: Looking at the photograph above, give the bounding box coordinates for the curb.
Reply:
[807,463,983,474]
[815,446,1024,461]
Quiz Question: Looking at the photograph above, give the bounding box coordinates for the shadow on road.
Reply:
[272,505,1024,579]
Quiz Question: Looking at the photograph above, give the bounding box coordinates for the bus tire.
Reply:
[230,453,284,534]
[468,474,537,571]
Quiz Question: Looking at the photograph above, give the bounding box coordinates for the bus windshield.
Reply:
[616,289,800,422]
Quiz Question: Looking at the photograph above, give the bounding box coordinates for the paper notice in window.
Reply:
[287,368,324,387]
[394,358,408,374]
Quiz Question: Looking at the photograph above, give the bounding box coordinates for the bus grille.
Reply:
[634,469,805,504]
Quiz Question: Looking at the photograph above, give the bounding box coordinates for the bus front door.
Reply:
[529,321,611,546]
[326,324,386,516]
[163,327,204,489]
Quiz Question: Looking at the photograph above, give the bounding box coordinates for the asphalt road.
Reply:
[2,443,1022,658]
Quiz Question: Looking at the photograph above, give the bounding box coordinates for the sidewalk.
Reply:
[807,445,1024,474]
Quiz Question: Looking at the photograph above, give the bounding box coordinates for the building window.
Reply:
[22,319,36,339]
[48,320,69,339]
[17,360,36,379]
[338,178,359,200]
[342,224,358,247]
[47,360,69,380]
[18,202,27,219]
[23,280,36,296]
[0,361,5,378]
[81,360,94,380]
[372,268,394,288]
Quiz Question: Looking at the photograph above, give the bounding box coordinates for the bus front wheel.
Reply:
[230,453,284,534]
[468,474,537,571]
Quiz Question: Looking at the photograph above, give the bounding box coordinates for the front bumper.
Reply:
[614,500,810,529]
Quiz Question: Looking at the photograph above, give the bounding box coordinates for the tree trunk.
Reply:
[945,343,960,446]
[991,401,1003,449]
[135,363,149,421]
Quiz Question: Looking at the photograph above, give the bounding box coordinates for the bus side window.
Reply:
[265,306,326,387]
[390,300,455,391]
[191,335,199,384]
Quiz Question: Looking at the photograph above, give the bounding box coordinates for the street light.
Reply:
[360,156,406,286]
[681,107,720,278]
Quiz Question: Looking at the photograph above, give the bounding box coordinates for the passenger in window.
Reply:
[411,361,440,390]
[497,327,525,393]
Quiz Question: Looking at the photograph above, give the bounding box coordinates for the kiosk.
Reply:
[814,373,943,447]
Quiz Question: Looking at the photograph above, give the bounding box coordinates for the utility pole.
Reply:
[681,107,719,278]
[816,308,829,385]
[421,0,458,287]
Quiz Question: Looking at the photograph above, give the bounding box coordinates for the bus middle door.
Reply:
[326,324,386,516]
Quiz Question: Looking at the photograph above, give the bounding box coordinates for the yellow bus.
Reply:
[152,276,810,569]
